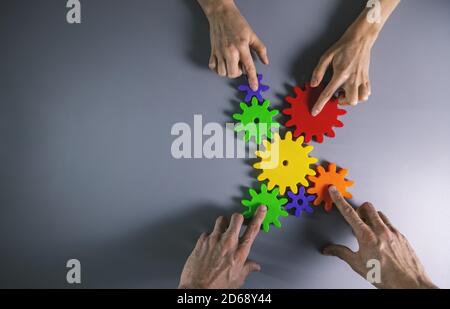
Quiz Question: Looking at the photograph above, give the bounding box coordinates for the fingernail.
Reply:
[311,109,318,117]
[311,79,318,87]
[259,205,267,212]
[329,186,338,193]
[321,247,330,255]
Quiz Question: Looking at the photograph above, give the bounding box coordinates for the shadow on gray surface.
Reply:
[289,0,366,85]
[183,0,211,69]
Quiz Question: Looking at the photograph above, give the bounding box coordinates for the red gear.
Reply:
[282,83,346,143]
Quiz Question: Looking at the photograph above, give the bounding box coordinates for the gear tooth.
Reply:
[304,133,312,143]
[281,209,289,217]
[270,109,279,117]
[316,134,324,143]
[251,97,258,106]
[317,165,326,175]
[249,189,257,198]
[290,184,298,194]
[338,168,348,177]
[242,210,251,218]
[272,186,279,195]
[240,102,248,111]
[232,113,242,121]
[344,191,353,199]
[282,108,293,115]
[267,181,275,191]
[262,222,270,233]
[273,219,281,228]
[285,119,295,127]
[285,131,293,141]
[261,183,267,192]
[328,163,337,173]
[326,129,336,137]
[309,157,318,165]
[304,145,314,153]
[299,178,308,187]
[260,184,267,193]
[279,185,286,195]
[262,100,270,108]
[345,180,355,187]
[307,168,316,176]
[285,96,294,105]
[262,139,270,149]
[257,172,267,181]
[296,135,305,145]
[293,127,302,138]
[279,198,288,206]
[242,199,251,207]
[313,195,322,206]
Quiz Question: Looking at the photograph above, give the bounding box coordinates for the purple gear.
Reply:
[285,186,315,217]
[238,73,270,103]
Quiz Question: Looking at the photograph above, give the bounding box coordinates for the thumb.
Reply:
[322,244,357,266]
[244,259,261,274]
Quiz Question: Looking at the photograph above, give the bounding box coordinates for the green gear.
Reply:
[232,97,280,145]
[242,183,289,232]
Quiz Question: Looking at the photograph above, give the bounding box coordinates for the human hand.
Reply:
[178,206,267,289]
[198,0,269,90]
[322,186,437,289]
[310,27,374,116]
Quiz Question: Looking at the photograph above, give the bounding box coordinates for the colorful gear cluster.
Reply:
[283,83,346,143]
[232,74,355,232]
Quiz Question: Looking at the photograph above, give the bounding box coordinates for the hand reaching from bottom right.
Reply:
[323,186,437,289]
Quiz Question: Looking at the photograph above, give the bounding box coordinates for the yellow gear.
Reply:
[253,131,317,195]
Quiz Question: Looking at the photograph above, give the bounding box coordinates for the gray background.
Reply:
[1,0,449,288]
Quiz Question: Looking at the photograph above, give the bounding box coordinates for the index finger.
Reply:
[328,186,370,237]
[237,205,267,260]
[240,49,258,91]
[311,74,346,116]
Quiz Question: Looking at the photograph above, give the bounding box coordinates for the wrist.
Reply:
[344,15,380,46]
[197,0,236,18]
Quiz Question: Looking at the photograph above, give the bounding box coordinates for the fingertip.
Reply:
[259,205,267,212]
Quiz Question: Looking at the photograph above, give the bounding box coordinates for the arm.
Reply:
[311,0,401,116]
[179,206,266,289]
[197,0,268,91]
[324,186,437,289]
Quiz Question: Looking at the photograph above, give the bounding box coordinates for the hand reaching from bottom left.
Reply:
[178,206,266,289]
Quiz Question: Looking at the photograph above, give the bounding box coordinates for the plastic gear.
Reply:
[242,183,289,232]
[238,73,270,103]
[285,186,315,217]
[254,131,317,195]
[283,83,346,143]
[307,163,355,212]
[233,97,280,144]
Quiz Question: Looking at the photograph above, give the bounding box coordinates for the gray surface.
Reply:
[1,0,449,288]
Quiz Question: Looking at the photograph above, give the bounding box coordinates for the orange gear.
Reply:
[307,163,354,212]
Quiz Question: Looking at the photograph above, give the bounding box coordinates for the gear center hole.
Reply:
[282,160,289,166]
[297,199,304,206]
[254,117,260,124]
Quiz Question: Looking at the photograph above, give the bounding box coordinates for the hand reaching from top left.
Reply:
[197,0,269,91]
